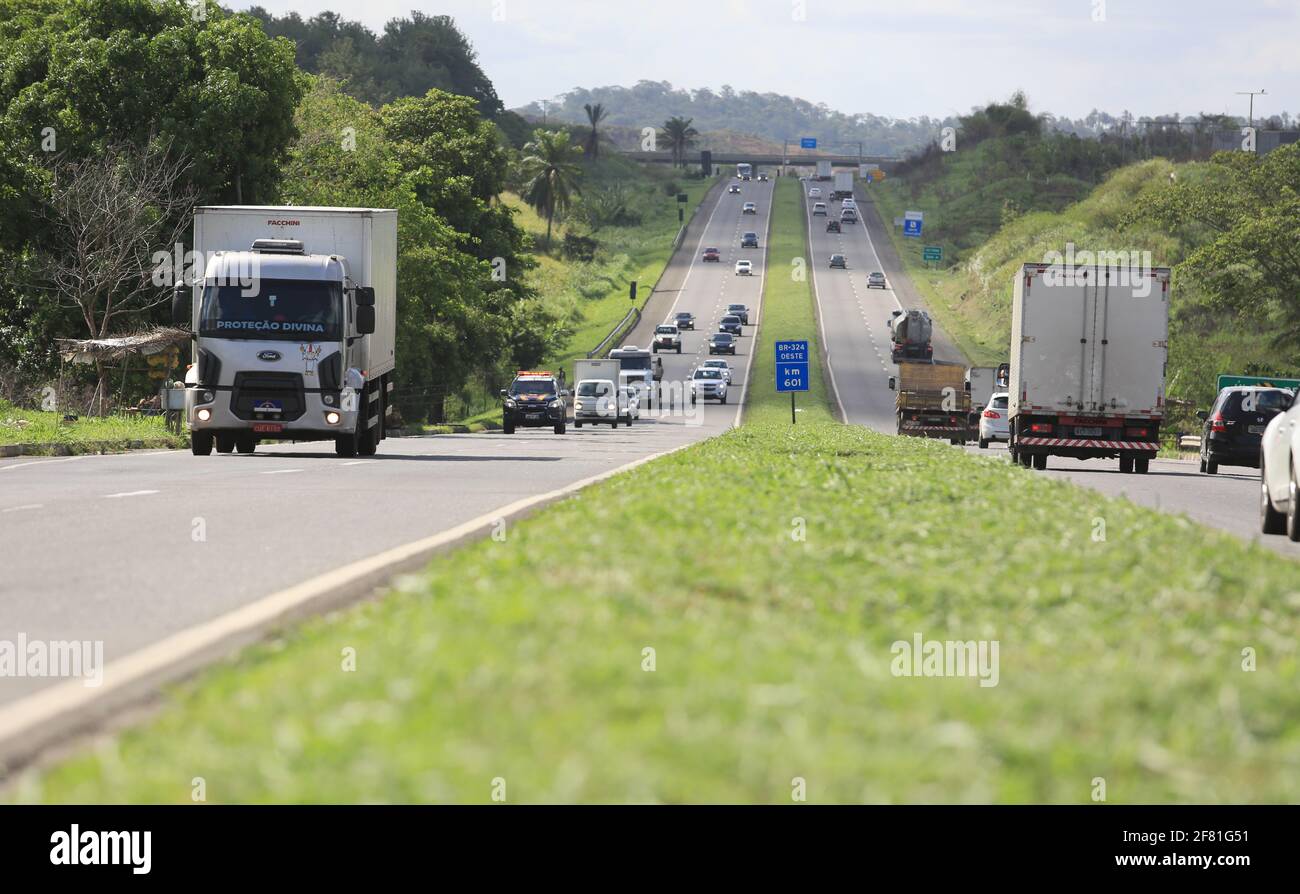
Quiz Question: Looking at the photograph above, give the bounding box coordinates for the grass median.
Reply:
[0,401,186,452]
[14,181,1300,805]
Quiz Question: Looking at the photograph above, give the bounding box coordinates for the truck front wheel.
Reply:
[236,433,256,454]
[191,431,213,456]
[215,433,235,454]
[335,434,357,457]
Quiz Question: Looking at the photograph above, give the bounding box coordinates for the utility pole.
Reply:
[1235,89,1266,128]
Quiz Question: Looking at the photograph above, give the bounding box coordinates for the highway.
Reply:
[0,174,774,710]
[810,180,1300,557]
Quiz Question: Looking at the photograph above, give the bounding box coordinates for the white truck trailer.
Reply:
[1008,262,1170,473]
[816,160,833,181]
[833,171,854,199]
[174,206,398,458]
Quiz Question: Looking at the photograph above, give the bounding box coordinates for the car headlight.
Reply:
[549,399,562,409]
[505,399,517,409]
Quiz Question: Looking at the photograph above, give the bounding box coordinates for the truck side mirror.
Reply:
[1196,410,1209,421]
[355,304,376,335]
[887,376,896,391]
[355,286,376,307]
[171,283,189,327]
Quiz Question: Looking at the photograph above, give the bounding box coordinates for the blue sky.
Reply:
[237,0,1298,121]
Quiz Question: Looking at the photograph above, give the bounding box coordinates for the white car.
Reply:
[808,187,822,198]
[978,392,1010,449]
[652,323,681,354]
[700,359,732,383]
[690,367,729,404]
[1258,390,1300,537]
[841,197,856,208]
[742,202,757,214]
[735,260,753,276]
[812,202,827,216]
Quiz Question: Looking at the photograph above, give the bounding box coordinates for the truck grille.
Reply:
[231,372,306,421]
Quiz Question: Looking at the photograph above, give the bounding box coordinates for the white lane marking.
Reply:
[0,457,81,472]
[341,460,374,466]
[2,504,44,513]
[261,469,303,475]
[103,490,159,499]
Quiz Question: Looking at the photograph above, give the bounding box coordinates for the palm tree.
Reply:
[659,116,699,167]
[519,129,582,248]
[583,102,608,160]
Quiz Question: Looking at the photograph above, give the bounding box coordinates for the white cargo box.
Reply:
[1009,263,1169,420]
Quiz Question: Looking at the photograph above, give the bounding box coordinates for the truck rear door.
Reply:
[1088,269,1168,416]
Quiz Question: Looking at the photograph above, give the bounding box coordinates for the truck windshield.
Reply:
[614,355,651,371]
[199,279,342,341]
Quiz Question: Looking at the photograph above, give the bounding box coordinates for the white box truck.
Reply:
[173,205,398,458]
[833,171,854,199]
[1008,262,1170,473]
[816,160,832,181]
[573,359,629,428]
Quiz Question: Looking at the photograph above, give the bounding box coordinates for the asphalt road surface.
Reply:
[0,174,770,707]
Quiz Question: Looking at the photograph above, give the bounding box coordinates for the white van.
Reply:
[573,379,637,428]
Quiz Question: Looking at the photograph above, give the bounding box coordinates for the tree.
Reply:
[659,116,699,167]
[583,102,608,160]
[518,129,582,247]
[40,143,197,413]
[1126,144,1300,345]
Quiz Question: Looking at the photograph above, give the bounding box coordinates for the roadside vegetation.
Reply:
[0,400,185,451]
[16,172,1300,805]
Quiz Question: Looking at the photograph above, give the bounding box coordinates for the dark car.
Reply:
[708,333,737,355]
[757,173,769,182]
[829,254,847,269]
[727,184,742,194]
[719,315,743,337]
[1198,386,1293,473]
[826,219,841,233]
[726,303,750,325]
[501,372,566,435]
[674,311,696,330]
[741,232,759,248]
[702,247,720,262]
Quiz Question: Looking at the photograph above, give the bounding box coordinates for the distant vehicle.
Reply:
[572,377,618,428]
[816,160,832,180]
[978,392,1011,449]
[833,171,854,199]
[829,253,847,269]
[1259,392,1300,536]
[966,366,1000,429]
[501,370,566,435]
[737,163,753,180]
[812,202,828,216]
[840,207,857,224]
[674,311,696,330]
[826,219,841,233]
[757,173,769,182]
[653,323,682,354]
[719,315,743,337]
[742,202,757,214]
[741,232,759,248]
[690,367,729,404]
[619,384,641,424]
[726,303,750,324]
[890,309,933,363]
[867,271,887,289]
[708,332,737,355]
[808,187,822,199]
[889,360,972,445]
[841,197,857,209]
[734,260,753,276]
[1008,262,1169,473]
[608,344,655,410]
[1200,387,1292,473]
[701,359,732,383]
[728,184,742,194]
[702,246,721,262]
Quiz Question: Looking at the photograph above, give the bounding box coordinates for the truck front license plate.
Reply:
[1075,427,1103,437]
[253,423,283,433]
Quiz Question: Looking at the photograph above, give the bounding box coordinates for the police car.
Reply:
[501,371,566,435]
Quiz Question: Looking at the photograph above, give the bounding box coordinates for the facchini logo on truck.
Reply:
[1038,242,1160,297]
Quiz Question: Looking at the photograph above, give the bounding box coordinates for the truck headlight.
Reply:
[196,408,212,422]
[325,411,341,425]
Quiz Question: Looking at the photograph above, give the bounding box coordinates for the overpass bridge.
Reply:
[625,150,902,173]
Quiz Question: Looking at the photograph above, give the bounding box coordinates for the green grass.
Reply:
[0,400,186,451]
[14,167,1300,805]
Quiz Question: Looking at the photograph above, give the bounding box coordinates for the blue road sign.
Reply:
[903,218,923,237]
[800,137,817,149]
[775,340,810,392]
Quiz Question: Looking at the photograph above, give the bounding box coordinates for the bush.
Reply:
[561,232,599,262]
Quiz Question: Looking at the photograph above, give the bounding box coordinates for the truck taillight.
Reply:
[982,410,1000,419]
[1029,422,1052,433]
[1126,427,1150,439]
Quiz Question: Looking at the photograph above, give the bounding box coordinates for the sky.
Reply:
[237,0,1299,122]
